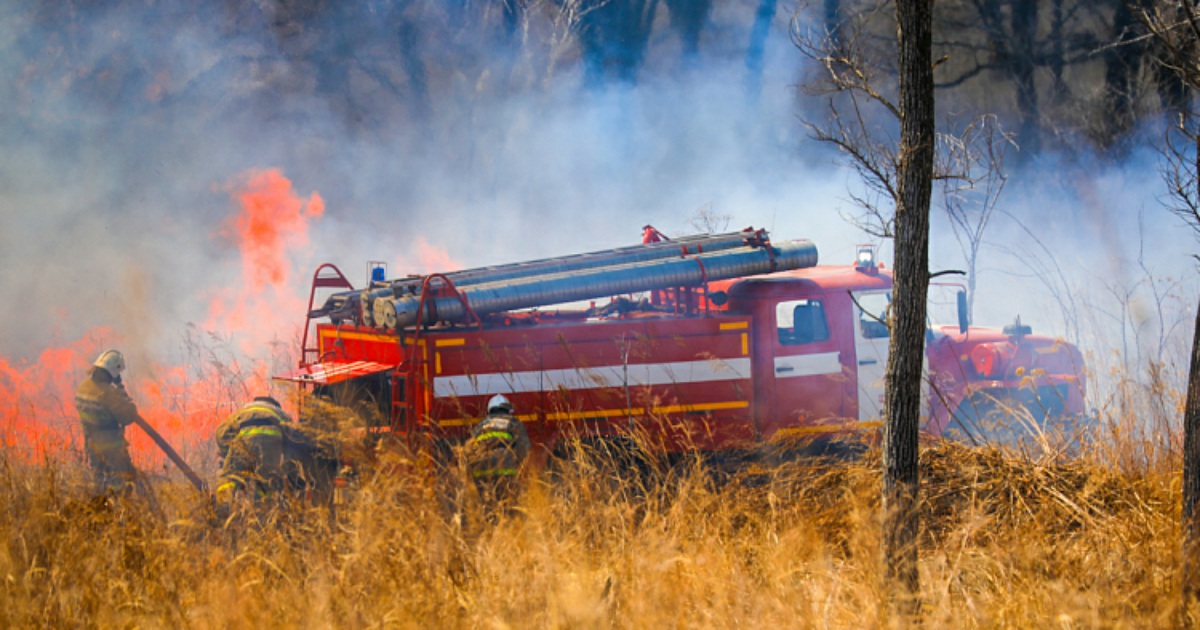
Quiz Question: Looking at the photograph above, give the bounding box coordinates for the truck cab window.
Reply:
[857,292,891,339]
[776,299,830,345]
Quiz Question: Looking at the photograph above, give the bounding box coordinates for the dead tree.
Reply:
[1128,0,1200,615]
[1167,83,1200,618]
[937,114,1014,323]
[575,0,660,85]
[793,0,935,612]
[888,0,935,611]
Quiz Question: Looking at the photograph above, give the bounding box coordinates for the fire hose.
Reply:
[132,415,208,493]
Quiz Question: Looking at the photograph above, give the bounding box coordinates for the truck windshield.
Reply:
[854,287,966,335]
[927,283,967,328]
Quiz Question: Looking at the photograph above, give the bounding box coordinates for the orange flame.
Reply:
[229,168,325,289]
[1,168,323,477]
[412,236,462,274]
[206,168,324,353]
[0,330,113,461]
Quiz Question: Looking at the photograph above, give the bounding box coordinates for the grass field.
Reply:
[0,417,1187,629]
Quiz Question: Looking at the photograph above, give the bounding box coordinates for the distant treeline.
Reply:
[10,0,1184,161]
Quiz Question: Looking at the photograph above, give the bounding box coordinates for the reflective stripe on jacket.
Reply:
[474,430,514,443]
[465,412,531,479]
[472,468,520,478]
[238,426,283,438]
[217,401,292,458]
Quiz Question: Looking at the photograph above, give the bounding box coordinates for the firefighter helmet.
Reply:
[487,394,514,414]
[92,350,126,377]
[253,395,282,408]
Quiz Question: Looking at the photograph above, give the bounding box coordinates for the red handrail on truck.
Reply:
[300,264,355,366]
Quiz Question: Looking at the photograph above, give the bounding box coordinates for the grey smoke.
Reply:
[0,1,1194,412]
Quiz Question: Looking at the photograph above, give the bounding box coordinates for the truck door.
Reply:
[767,297,846,435]
[853,291,890,422]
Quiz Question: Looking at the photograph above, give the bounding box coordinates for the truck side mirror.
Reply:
[957,290,969,334]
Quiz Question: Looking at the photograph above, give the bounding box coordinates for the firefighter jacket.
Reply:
[465,412,531,479]
[216,401,291,496]
[74,367,140,459]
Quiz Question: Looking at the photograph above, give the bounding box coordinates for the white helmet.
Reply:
[487,394,514,414]
[93,350,126,377]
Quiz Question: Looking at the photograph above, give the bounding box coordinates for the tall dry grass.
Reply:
[0,408,1185,629]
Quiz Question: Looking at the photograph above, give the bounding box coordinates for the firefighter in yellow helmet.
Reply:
[215,396,290,509]
[464,394,531,519]
[74,350,141,495]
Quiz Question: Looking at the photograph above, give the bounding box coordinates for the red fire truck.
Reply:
[276,227,1087,458]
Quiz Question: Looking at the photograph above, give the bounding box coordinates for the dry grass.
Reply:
[0,423,1186,629]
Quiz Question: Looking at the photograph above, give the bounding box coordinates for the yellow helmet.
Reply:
[93,350,126,377]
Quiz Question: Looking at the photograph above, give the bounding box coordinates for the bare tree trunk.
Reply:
[1184,139,1200,617]
[1118,0,1200,616]
[578,0,661,85]
[1011,0,1041,156]
[1184,297,1200,601]
[744,0,778,102]
[665,0,711,59]
[884,0,934,615]
[1100,2,1144,153]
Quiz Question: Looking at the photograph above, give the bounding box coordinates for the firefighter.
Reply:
[74,350,141,496]
[464,394,531,519]
[215,396,289,509]
[641,224,668,244]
